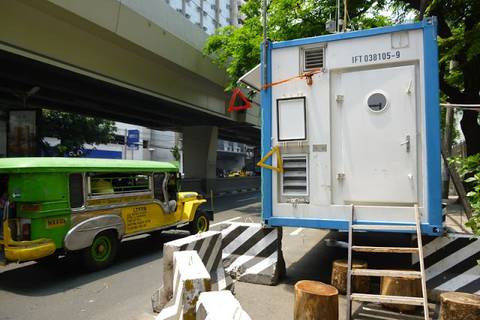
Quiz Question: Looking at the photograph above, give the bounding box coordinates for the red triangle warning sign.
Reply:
[228,88,252,112]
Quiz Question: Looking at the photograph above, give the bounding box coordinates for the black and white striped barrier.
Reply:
[152,231,233,313]
[196,291,251,320]
[412,234,480,298]
[220,222,285,285]
[156,251,211,320]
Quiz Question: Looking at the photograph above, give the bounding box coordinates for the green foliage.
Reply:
[450,154,480,234]
[204,0,391,90]
[40,110,116,156]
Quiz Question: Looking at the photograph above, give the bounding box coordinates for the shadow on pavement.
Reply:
[0,231,188,297]
[282,231,344,292]
[282,231,414,293]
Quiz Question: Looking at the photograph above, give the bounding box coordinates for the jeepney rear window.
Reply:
[69,174,84,208]
[88,173,151,196]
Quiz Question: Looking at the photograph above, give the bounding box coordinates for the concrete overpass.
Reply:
[0,0,260,189]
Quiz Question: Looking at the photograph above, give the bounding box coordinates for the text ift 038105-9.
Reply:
[351,50,401,64]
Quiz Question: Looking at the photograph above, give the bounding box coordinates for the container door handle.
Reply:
[400,135,410,152]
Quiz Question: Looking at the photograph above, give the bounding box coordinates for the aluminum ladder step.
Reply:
[351,269,422,278]
[351,293,425,306]
[352,246,418,254]
[346,205,430,320]
[351,224,416,231]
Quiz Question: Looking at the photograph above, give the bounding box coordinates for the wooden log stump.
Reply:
[330,259,369,295]
[380,272,421,313]
[294,280,338,320]
[439,292,480,320]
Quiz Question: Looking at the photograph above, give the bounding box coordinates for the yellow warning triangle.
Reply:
[257,146,283,173]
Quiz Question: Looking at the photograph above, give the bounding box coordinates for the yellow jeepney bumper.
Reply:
[3,239,56,262]
[1,222,56,263]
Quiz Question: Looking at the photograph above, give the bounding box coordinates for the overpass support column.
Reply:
[183,126,218,194]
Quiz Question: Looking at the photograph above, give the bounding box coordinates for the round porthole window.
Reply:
[367,92,388,112]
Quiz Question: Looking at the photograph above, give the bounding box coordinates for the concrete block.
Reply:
[152,231,233,313]
[412,235,480,301]
[220,222,285,285]
[156,251,211,320]
[196,291,251,320]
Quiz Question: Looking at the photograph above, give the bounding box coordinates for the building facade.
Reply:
[165,0,245,34]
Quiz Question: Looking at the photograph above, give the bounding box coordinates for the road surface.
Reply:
[0,191,414,320]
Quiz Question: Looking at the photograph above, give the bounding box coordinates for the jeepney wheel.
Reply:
[189,211,209,234]
[82,231,118,271]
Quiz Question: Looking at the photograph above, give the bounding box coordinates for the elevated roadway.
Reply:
[0,0,260,144]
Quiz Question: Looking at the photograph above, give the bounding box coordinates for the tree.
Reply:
[207,0,480,156]
[387,0,480,156]
[40,110,116,156]
[204,0,390,90]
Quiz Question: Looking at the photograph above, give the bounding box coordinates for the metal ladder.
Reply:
[346,204,430,320]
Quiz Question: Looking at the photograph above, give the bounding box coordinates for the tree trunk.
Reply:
[439,292,480,320]
[380,274,422,313]
[330,259,369,295]
[294,280,338,320]
[459,12,480,157]
[442,106,454,199]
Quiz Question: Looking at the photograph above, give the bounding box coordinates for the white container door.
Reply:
[337,65,417,204]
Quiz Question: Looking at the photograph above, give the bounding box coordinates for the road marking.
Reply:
[236,196,259,202]
[290,228,304,236]
[210,216,242,227]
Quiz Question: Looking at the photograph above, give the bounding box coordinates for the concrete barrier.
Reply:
[214,177,260,194]
[181,177,260,196]
[156,251,211,320]
[412,234,480,300]
[152,231,233,313]
[196,291,251,320]
[220,222,285,285]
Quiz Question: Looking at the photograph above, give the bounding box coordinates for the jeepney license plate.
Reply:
[46,218,66,228]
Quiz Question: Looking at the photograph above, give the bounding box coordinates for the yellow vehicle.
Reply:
[228,170,247,177]
[0,158,211,270]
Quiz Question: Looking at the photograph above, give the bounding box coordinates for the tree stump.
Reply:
[439,292,480,320]
[330,259,369,295]
[294,280,338,320]
[380,272,421,313]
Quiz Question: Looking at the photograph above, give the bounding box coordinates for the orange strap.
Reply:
[261,68,322,90]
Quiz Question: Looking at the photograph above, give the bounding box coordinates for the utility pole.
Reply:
[262,0,268,87]
[336,0,340,32]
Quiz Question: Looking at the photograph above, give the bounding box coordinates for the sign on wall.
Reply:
[277,97,306,141]
[8,110,38,157]
[127,129,140,150]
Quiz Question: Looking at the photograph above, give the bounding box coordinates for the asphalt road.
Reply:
[0,191,262,320]
[0,191,416,320]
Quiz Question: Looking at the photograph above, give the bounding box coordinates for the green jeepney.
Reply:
[0,157,211,270]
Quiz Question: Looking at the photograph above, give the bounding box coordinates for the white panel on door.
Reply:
[337,65,417,204]
[277,97,306,141]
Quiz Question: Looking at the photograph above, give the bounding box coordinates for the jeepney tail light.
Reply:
[21,219,31,241]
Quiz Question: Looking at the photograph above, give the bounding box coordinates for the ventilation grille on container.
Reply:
[303,47,324,71]
[282,156,308,196]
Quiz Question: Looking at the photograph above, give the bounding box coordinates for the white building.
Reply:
[164,0,245,35]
